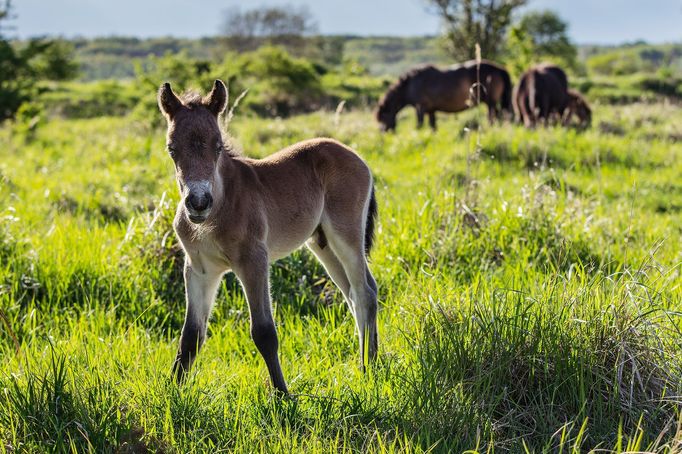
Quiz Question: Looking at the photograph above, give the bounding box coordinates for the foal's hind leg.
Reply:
[306,238,351,304]
[322,221,378,368]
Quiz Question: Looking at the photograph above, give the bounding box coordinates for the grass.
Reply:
[0,102,681,452]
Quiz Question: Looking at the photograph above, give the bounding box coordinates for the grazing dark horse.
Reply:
[537,63,568,94]
[158,80,379,393]
[513,64,570,128]
[376,60,513,131]
[564,89,592,128]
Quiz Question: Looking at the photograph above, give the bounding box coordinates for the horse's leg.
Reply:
[540,96,550,127]
[521,96,533,128]
[428,111,437,130]
[322,220,378,369]
[172,259,223,382]
[561,106,572,126]
[415,105,424,129]
[310,234,378,310]
[307,239,351,302]
[233,243,288,393]
[487,102,495,124]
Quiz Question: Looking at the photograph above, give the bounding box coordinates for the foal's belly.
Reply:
[264,199,323,261]
[266,217,319,261]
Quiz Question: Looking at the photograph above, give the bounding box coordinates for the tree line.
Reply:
[219,1,577,71]
[4,0,673,123]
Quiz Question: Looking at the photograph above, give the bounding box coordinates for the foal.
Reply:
[158,80,378,393]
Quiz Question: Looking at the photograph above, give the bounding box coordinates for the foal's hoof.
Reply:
[272,382,290,396]
[273,388,291,399]
[171,361,189,384]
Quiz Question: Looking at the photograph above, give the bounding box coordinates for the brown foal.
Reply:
[158,80,378,393]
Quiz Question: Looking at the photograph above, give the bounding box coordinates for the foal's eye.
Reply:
[215,143,223,155]
[167,145,176,158]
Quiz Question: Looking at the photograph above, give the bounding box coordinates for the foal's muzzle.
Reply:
[184,181,213,224]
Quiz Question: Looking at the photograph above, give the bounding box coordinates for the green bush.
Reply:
[130,46,378,123]
[0,38,78,121]
[40,80,140,118]
[231,46,323,116]
[575,74,682,104]
[586,43,682,76]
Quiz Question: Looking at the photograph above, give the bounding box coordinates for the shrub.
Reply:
[229,46,324,116]
[0,37,78,121]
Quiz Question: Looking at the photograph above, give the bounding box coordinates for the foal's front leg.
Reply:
[172,259,223,382]
[233,243,288,394]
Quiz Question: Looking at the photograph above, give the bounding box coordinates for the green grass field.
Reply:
[1,102,681,452]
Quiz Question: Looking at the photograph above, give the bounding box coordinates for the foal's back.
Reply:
[233,138,372,260]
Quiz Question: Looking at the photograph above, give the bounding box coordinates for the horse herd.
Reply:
[376,60,592,132]
[156,62,591,394]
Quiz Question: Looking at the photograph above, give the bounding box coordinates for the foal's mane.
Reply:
[179,90,204,107]
[178,90,241,157]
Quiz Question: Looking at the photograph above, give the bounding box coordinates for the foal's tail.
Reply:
[364,184,377,256]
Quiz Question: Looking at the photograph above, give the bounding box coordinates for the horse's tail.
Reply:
[516,73,532,126]
[512,79,521,122]
[528,72,537,119]
[364,183,377,256]
[501,69,513,114]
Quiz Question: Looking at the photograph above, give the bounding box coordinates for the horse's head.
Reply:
[376,104,397,132]
[376,77,408,132]
[158,80,228,224]
[568,90,592,129]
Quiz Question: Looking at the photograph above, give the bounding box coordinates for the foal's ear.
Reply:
[206,80,228,116]
[158,82,182,120]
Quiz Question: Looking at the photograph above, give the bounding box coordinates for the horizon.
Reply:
[8,31,682,49]
[12,0,682,46]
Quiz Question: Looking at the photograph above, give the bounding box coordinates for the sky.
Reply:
[12,0,682,45]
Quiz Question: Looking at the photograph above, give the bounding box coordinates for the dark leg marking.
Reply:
[251,322,288,393]
[172,319,206,383]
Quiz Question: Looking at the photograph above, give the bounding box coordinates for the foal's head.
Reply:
[567,89,592,129]
[158,80,228,224]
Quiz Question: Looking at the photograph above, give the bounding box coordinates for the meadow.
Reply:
[0,100,681,452]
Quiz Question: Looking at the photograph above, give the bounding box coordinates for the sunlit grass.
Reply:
[0,103,681,452]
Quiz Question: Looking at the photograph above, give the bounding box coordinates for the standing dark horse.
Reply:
[513,64,570,127]
[376,60,513,131]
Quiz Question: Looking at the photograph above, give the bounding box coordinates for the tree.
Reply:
[220,5,318,54]
[426,0,526,61]
[0,0,13,36]
[30,39,80,81]
[516,10,577,68]
[0,0,78,120]
[505,21,534,77]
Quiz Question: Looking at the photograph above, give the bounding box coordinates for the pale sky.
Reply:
[12,0,682,44]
